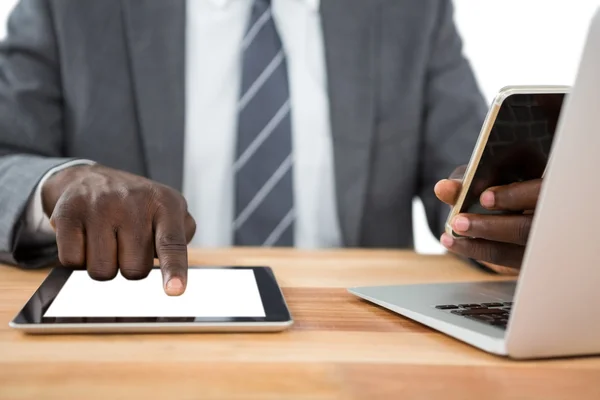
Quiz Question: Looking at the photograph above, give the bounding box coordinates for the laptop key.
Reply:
[452,308,505,316]
[481,303,503,307]
[458,304,483,308]
[435,305,459,310]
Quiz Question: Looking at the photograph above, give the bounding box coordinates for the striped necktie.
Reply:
[233,0,295,246]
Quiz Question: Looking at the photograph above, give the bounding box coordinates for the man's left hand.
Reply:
[434,169,542,271]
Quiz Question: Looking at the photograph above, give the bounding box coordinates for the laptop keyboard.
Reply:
[435,302,512,329]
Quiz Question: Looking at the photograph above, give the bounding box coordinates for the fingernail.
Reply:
[481,191,495,208]
[441,234,454,248]
[166,278,184,296]
[452,216,470,232]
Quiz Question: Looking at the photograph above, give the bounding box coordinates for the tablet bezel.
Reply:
[10,266,292,327]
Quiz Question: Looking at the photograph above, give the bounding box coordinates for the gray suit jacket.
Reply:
[0,0,487,268]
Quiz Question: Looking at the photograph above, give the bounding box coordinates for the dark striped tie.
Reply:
[233,0,294,247]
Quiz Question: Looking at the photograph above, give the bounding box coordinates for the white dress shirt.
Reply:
[24,0,342,249]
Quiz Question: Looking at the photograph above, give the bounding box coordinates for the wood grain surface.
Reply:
[1,248,599,400]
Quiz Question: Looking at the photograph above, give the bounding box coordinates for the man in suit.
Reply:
[0,0,534,295]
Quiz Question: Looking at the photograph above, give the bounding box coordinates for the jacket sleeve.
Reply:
[0,0,74,268]
[417,0,488,239]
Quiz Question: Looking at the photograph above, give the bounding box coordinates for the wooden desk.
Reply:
[1,248,599,399]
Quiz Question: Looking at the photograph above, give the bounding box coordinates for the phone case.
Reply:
[444,85,571,239]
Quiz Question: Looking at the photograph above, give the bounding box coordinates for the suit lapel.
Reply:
[122,0,186,190]
[320,0,377,247]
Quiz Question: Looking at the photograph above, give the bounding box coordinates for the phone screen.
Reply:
[460,92,566,215]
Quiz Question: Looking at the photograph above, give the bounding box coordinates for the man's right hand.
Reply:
[41,164,196,296]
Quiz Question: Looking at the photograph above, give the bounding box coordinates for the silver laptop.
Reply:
[349,8,600,360]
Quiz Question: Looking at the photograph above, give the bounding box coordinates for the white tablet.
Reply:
[9,266,293,334]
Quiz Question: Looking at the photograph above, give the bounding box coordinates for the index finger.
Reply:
[481,179,542,211]
[154,210,188,296]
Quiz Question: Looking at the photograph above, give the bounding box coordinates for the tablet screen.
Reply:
[44,269,266,318]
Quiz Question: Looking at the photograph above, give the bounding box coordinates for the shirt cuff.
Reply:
[24,159,96,235]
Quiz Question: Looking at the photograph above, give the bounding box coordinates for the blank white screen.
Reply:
[44,269,266,318]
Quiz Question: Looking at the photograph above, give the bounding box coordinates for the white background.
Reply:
[1,0,598,254]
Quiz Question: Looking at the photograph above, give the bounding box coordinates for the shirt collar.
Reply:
[208,0,320,13]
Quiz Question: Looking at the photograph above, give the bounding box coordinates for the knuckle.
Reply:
[175,195,187,212]
[152,185,185,210]
[496,180,539,210]
[120,265,149,280]
[161,260,187,276]
[52,213,80,230]
[90,188,145,225]
[55,228,85,266]
[89,189,115,208]
[150,184,171,201]
[115,185,137,203]
[496,187,515,208]
[87,262,117,281]
[127,184,153,202]
[88,192,122,221]
[465,240,502,266]
[496,181,521,203]
[58,250,85,267]
[485,246,506,266]
[53,197,84,221]
[484,245,522,269]
[468,217,492,240]
[157,233,187,250]
[185,216,197,242]
[515,217,532,244]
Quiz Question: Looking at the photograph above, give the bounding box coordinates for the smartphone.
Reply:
[445,85,569,238]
